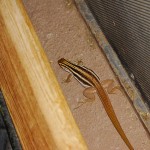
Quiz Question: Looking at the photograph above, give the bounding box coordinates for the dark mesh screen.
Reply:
[85,0,150,107]
[0,92,22,150]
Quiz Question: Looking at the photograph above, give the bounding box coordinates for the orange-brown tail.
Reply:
[96,84,134,150]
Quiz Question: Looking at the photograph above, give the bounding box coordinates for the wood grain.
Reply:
[0,0,87,149]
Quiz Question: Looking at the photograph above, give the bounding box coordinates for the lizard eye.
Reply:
[59,65,72,74]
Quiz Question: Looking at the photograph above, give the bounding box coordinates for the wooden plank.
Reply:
[0,0,87,149]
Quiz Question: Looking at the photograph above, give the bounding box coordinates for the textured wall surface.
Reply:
[22,0,150,149]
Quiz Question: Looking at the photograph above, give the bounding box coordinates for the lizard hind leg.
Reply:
[83,87,96,99]
[101,79,122,94]
[74,87,96,110]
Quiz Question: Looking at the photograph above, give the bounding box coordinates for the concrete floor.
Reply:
[23,0,150,149]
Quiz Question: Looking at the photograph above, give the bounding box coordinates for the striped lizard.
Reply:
[58,58,133,150]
